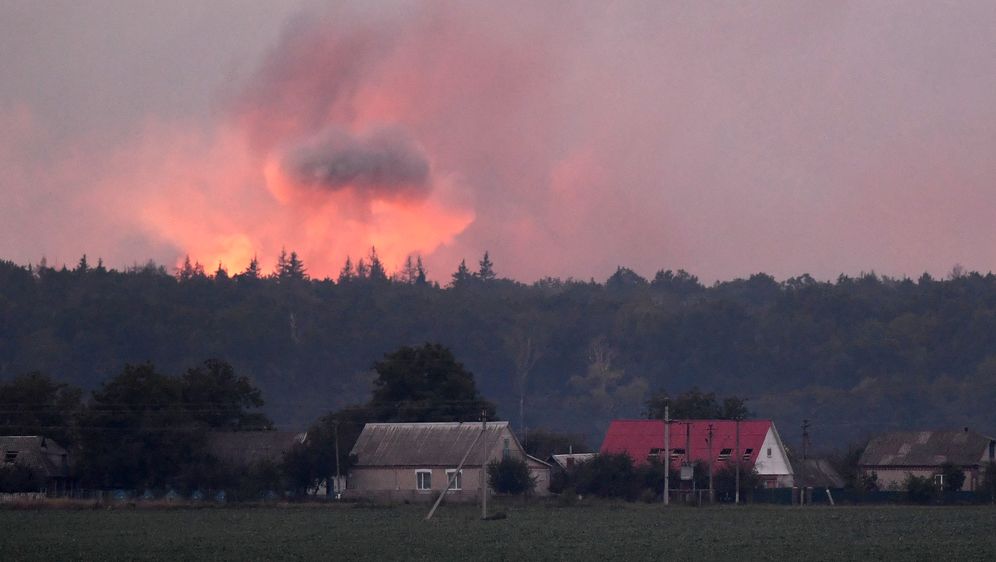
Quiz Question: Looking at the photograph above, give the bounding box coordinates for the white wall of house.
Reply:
[754,426,794,487]
[864,466,982,491]
[346,423,550,501]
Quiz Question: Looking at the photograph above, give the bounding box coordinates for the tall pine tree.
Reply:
[478,251,496,281]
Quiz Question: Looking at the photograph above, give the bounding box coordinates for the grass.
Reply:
[1,501,995,560]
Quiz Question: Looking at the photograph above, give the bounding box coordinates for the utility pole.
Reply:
[735,417,741,505]
[334,419,341,498]
[707,424,714,504]
[685,421,692,503]
[426,418,485,521]
[663,403,670,505]
[802,419,811,460]
[481,410,488,520]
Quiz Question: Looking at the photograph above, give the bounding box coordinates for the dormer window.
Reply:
[742,448,753,461]
[718,448,733,461]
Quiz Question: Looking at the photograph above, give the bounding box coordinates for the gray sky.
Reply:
[2,1,995,282]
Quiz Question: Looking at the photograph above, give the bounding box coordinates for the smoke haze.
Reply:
[2,1,996,281]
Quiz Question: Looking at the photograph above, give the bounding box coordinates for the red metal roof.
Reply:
[600,419,773,468]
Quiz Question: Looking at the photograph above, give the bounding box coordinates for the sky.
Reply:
[2,0,995,283]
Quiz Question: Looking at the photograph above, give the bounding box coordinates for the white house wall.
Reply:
[754,425,794,487]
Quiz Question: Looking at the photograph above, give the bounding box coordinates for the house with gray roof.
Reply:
[346,421,550,502]
[0,436,72,495]
[858,428,996,491]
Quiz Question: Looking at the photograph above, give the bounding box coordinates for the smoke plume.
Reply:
[2,1,996,281]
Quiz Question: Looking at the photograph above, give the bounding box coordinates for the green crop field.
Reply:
[1,502,995,560]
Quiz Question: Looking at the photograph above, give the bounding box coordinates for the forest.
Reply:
[2,250,996,451]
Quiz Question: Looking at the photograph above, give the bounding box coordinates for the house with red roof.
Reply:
[600,419,794,488]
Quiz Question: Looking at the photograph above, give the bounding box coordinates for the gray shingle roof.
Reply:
[351,422,512,467]
[859,430,995,467]
[205,431,306,467]
[0,435,70,479]
[793,459,845,488]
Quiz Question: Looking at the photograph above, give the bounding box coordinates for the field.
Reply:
[2,502,995,560]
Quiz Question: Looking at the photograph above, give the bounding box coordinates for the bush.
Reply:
[710,462,762,501]
[573,453,639,500]
[939,463,966,492]
[860,471,880,493]
[980,463,996,503]
[487,457,535,495]
[0,464,45,493]
[638,488,659,503]
[904,474,938,504]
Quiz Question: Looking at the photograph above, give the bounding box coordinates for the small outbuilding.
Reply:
[550,453,598,471]
[858,428,996,491]
[791,457,845,489]
[346,421,550,502]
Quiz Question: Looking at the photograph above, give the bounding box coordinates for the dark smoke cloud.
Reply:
[281,126,431,198]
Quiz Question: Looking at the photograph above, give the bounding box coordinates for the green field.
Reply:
[1,502,995,560]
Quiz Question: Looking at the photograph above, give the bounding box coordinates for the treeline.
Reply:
[0,360,285,495]
[0,345,496,495]
[3,251,996,448]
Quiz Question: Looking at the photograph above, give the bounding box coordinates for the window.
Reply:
[766,448,772,458]
[934,474,944,488]
[670,448,685,460]
[416,470,432,491]
[647,448,662,461]
[3,451,17,463]
[742,448,753,461]
[718,448,733,461]
[503,438,510,459]
[446,469,463,491]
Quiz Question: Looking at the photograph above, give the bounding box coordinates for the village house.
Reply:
[600,419,795,488]
[346,421,550,502]
[858,428,996,491]
[0,435,72,495]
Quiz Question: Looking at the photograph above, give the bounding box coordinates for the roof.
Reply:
[0,435,70,479]
[551,453,597,470]
[600,419,774,468]
[858,430,996,467]
[351,422,513,467]
[205,431,306,467]
[793,458,845,488]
